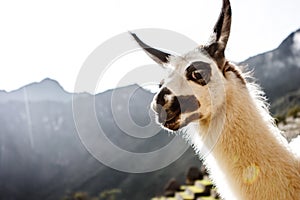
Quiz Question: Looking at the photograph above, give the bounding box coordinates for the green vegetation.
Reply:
[287,106,300,118]
[270,89,300,117]
[274,114,286,125]
[61,189,121,200]
[274,106,300,125]
[99,189,121,200]
[61,191,89,200]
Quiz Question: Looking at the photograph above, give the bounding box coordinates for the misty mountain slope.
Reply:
[241,28,300,101]
[0,78,71,103]
[271,88,300,116]
[0,100,91,200]
[0,80,201,200]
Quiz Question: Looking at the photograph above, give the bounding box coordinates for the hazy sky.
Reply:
[1,0,300,93]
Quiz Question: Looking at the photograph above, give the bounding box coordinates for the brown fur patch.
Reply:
[223,61,246,84]
[174,95,201,113]
[204,44,226,69]
[180,113,203,128]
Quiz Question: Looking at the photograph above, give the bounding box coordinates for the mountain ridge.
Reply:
[0,78,199,200]
[241,28,300,102]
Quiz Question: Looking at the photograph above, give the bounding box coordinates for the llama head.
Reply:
[131,0,242,131]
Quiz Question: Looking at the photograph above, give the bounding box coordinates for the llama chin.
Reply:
[131,0,300,199]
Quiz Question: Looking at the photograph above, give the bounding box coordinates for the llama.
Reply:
[131,0,300,199]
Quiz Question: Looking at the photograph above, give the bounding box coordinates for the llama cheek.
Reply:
[197,105,210,119]
[180,112,202,128]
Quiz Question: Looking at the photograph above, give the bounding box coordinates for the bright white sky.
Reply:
[0,0,300,93]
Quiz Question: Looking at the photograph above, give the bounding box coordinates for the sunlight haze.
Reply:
[0,0,299,93]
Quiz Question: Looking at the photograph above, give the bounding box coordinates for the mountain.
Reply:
[241,28,300,102]
[0,79,201,200]
[0,78,71,103]
[271,89,300,116]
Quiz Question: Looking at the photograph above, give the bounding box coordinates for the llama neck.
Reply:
[216,84,285,161]
[202,82,300,199]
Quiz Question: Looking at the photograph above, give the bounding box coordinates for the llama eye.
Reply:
[192,70,203,80]
[186,61,211,86]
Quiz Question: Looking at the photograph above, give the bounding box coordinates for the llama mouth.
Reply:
[164,116,180,131]
[158,113,181,131]
[154,105,181,130]
[155,110,181,131]
[165,114,179,124]
[160,112,201,131]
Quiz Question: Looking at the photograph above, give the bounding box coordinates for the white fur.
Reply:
[146,1,300,197]
[184,63,300,199]
[155,49,300,199]
[290,135,300,159]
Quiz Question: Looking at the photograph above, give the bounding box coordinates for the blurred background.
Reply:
[0,0,300,199]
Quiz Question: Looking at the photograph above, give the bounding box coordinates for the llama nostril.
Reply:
[151,103,167,123]
[156,87,172,107]
[156,95,165,107]
[157,107,168,123]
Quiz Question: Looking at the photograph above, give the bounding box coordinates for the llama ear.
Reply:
[205,0,232,69]
[130,32,171,66]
